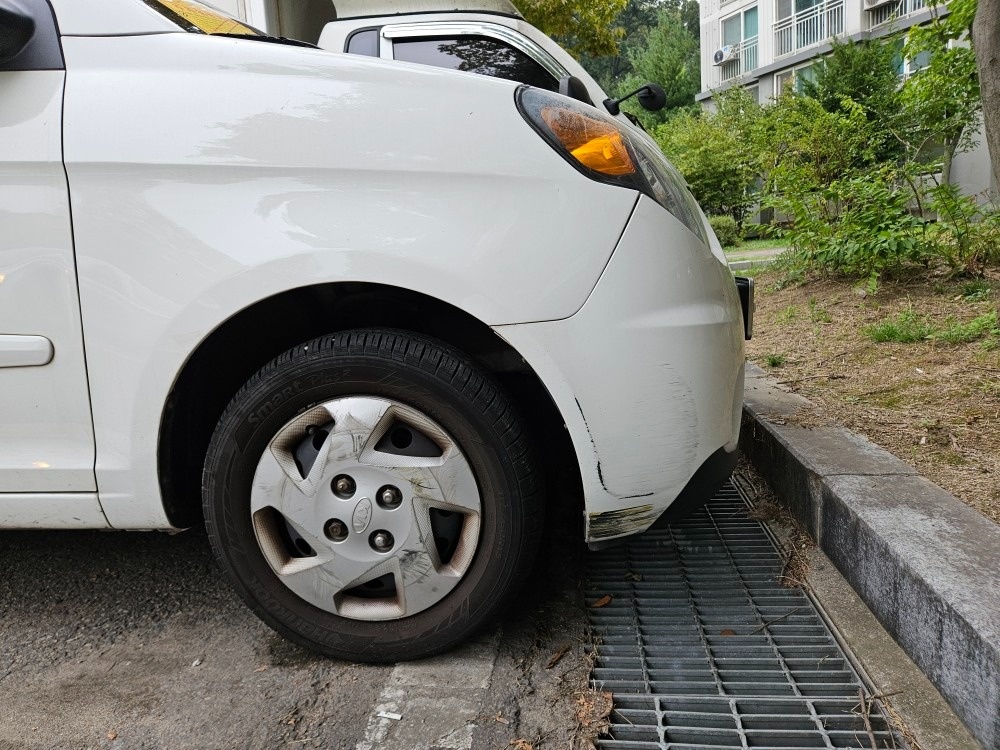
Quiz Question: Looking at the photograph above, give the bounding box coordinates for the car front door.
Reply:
[0,0,97,500]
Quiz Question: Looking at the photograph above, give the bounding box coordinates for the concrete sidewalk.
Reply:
[740,363,1000,749]
[726,245,786,271]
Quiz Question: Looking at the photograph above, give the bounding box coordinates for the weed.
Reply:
[960,279,992,302]
[931,312,1000,344]
[778,305,798,323]
[764,353,786,368]
[863,308,935,343]
[808,297,832,323]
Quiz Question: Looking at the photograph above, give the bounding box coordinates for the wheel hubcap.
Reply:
[249,397,482,621]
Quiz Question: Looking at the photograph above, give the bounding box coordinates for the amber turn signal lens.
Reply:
[540,106,636,177]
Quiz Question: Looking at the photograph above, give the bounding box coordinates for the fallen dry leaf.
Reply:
[624,572,643,582]
[589,595,613,609]
[106,731,118,741]
[493,712,510,725]
[574,690,613,728]
[509,740,533,750]
[546,644,571,669]
[720,628,737,636]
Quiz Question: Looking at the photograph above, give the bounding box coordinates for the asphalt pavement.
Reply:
[0,509,591,750]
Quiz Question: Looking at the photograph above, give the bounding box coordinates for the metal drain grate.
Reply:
[587,482,904,749]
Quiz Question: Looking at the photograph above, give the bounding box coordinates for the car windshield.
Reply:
[140,0,264,36]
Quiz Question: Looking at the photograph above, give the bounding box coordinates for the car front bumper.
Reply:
[496,196,745,543]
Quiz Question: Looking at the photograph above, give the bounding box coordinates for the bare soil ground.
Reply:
[746,267,1000,524]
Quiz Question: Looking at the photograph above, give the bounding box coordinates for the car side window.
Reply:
[392,36,558,92]
[346,28,379,57]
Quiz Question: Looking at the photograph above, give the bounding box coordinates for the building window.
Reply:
[774,0,844,57]
[718,6,759,83]
[889,37,933,79]
[774,63,814,96]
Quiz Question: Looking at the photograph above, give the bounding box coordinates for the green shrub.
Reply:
[771,166,928,286]
[927,184,1000,274]
[709,215,741,247]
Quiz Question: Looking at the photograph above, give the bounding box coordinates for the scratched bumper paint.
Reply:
[496,196,745,542]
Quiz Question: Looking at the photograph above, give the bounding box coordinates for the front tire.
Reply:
[202,330,542,662]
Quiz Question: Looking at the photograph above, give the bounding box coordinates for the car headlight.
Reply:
[516,86,708,245]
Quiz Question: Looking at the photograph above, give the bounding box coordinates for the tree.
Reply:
[656,88,760,224]
[578,0,661,94]
[518,0,628,57]
[616,7,700,126]
[797,38,904,163]
[973,0,1000,188]
[904,0,981,185]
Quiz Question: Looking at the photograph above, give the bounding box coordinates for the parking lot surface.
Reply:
[0,514,590,750]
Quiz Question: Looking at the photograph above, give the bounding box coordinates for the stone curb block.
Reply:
[740,363,1000,749]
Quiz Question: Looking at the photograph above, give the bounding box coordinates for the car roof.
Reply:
[332,0,522,20]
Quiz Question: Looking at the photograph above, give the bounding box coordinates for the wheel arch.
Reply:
[157,282,581,528]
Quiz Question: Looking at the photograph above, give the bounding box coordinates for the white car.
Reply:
[233,0,667,126]
[1,0,749,661]
[244,0,619,117]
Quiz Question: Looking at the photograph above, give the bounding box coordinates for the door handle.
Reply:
[0,335,54,367]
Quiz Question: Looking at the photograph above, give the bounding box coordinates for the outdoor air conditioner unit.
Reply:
[864,0,897,9]
[713,46,738,65]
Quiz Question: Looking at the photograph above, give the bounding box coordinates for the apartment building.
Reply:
[696,0,994,195]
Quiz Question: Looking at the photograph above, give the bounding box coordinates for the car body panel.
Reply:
[57,32,636,528]
[498,197,745,541]
[0,67,97,493]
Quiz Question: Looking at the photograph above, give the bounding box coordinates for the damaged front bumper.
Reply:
[496,196,746,545]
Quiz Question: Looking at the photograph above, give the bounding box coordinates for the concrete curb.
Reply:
[740,363,1000,749]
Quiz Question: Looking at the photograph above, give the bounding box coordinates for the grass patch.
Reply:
[864,308,935,343]
[730,237,787,252]
[763,353,786,368]
[932,312,1000,344]
[808,297,832,323]
[961,279,992,302]
[777,305,798,323]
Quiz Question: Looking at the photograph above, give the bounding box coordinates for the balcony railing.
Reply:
[869,0,927,27]
[774,0,845,57]
[720,37,760,82]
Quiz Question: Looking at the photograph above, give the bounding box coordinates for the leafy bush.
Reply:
[772,166,929,285]
[656,88,760,225]
[927,184,1000,274]
[709,215,741,247]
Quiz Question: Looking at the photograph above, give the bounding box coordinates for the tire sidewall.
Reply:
[204,342,529,660]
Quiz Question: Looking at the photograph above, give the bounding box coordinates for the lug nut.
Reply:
[324,518,349,542]
[332,474,356,499]
[369,530,394,553]
[377,485,403,510]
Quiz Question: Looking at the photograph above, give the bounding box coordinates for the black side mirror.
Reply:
[636,83,667,112]
[0,1,35,64]
[604,82,668,116]
[558,75,594,107]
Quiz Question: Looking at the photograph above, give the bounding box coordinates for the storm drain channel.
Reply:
[586,480,904,749]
